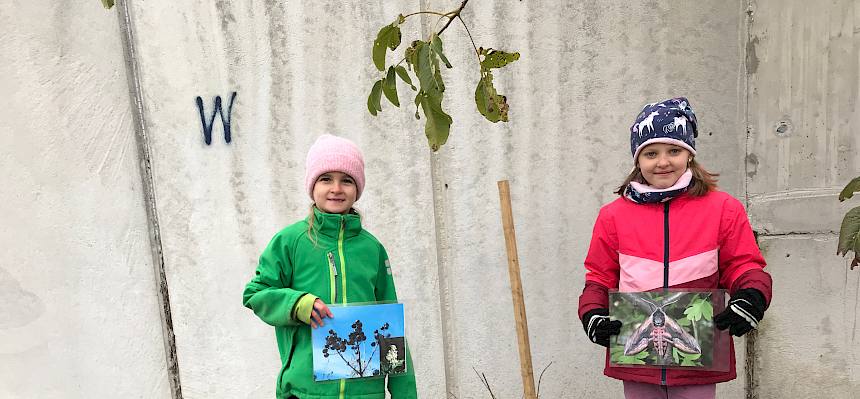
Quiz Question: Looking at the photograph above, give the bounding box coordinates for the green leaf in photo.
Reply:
[613,349,648,365]
[684,298,713,322]
[679,352,702,367]
[701,299,714,321]
[684,302,703,322]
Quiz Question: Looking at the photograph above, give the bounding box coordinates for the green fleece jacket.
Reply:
[243,208,418,399]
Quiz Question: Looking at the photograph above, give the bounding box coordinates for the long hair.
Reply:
[614,158,719,197]
[306,204,319,246]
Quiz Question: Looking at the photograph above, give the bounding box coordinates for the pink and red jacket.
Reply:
[578,190,772,386]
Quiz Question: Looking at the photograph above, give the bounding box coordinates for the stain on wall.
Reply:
[0,267,44,329]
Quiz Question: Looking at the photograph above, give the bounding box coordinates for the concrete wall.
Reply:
[0,1,171,398]
[1,0,857,398]
[747,1,860,397]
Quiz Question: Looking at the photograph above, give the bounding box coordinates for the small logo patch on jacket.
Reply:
[385,259,392,275]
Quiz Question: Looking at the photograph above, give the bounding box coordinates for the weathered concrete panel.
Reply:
[756,235,860,398]
[747,3,860,397]
[0,2,170,399]
[748,188,856,234]
[747,0,859,198]
[122,1,445,397]
[427,1,747,397]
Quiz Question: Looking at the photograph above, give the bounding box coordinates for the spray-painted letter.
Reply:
[195,91,237,145]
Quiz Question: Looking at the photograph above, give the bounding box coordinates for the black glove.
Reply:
[582,308,622,348]
[715,288,766,336]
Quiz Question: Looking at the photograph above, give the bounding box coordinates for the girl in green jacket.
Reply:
[243,134,418,399]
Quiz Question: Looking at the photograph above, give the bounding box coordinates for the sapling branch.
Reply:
[437,0,470,36]
[402,11,449,18]
[456,15,482,64]
[368,0,518,151]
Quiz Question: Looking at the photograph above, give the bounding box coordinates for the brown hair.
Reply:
[614,158,719,197]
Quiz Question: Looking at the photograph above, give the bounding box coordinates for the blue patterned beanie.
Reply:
[629,97,698,161]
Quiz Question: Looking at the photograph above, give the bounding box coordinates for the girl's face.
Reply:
[313,172,357,214]
[637,143,691,189]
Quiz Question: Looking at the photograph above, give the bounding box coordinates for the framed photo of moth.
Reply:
[609,290,731,371]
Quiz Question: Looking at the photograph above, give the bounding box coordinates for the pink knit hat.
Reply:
[305,134,366,200]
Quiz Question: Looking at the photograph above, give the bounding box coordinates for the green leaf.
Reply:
[839,177,860,202]
[430,34,452,68]
[474,72,510,123]
[682,353,701,361]
[676,317,692,326]
[367,80,383,116]
[683,306,701,322]
[417,91,452,152]
[409,41,443,95]
[382,67,400,107]
[678,351,702,367]
[479,48,521,70]
[702,299,714,321]
[394,66,416,91]
[372,24,402,71]
[101,0,115,9]
[613,350,648,365]
[672,347,681,364]
[434,68,446,94]
[684,298,711,322]
[837,206,860,258]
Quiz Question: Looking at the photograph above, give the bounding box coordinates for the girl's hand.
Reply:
[310,299,334,328]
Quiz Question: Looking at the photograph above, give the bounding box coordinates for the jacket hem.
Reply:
[604,367,736,386]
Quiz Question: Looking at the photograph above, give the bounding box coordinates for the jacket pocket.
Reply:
[276,327,298,395]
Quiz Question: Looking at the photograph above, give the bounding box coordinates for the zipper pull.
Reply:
[327,252,337,277]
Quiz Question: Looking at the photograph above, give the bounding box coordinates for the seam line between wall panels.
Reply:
[116,2,183,398]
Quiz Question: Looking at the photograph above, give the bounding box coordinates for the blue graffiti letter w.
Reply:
[195,92,237,145]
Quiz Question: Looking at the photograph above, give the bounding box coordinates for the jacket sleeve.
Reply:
[375,245,418,399]
[578,208,619,319]
[242,232,307,327]
[717,197,773,305]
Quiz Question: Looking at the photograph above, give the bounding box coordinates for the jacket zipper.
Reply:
[338,217,347,305]
[338,216,347,399]
[662,201,670,386]
[327,252,337,303]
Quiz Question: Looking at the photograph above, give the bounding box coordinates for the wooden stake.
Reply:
[497,180,537,399]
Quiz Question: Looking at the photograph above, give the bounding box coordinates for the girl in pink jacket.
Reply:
[578,97,772,399]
